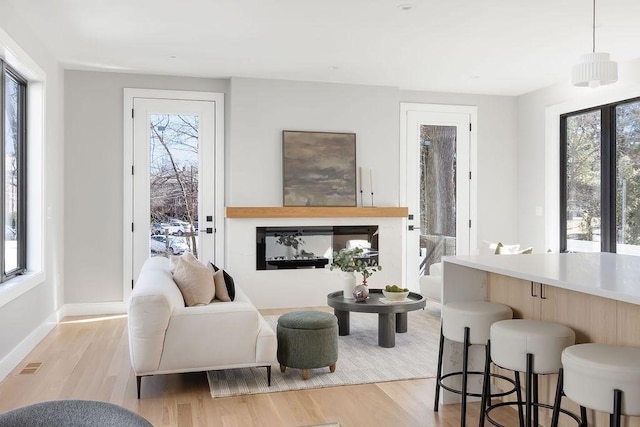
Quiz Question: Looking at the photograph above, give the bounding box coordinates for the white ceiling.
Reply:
[6,0,640,96]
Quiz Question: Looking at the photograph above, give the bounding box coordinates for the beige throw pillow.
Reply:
[172,253,216,306]
[212,268,231,302]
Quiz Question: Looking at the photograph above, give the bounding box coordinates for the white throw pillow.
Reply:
[495,242,522,254]
[172,253,216,306]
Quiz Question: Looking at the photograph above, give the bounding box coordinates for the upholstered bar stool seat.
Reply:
[491,320,576,374]
[434,300,513,426]
[557,343,640,425]
[485,319,577,427]
[443,301,514,345]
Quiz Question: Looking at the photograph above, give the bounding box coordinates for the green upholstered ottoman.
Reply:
[277,311,338,380]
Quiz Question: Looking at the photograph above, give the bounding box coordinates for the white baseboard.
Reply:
[0,312,57,382]
[58,302,127,319]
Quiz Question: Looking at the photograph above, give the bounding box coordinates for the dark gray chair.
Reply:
[0,400,152,427]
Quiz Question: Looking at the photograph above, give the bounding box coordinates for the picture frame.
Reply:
[282,130,357,207]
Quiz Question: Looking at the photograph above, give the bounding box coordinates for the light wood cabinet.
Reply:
[487,273,639,427]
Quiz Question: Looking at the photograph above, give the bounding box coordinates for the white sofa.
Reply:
[128,256,277,398]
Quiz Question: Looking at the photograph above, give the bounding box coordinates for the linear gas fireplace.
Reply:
[256,225,379,270]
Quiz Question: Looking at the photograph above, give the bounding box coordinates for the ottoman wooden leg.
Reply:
[302,369,310,380]
[329,363,336,373]
[280,364,286,373]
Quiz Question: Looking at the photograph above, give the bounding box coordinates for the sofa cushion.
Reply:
[212,268,231,302]
[172,254,216,306]
[210,263,236,301]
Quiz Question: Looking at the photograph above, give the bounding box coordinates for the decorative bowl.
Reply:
[382,290,409,301]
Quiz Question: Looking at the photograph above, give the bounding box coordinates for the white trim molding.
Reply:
[122,88,225,303]
[0,312,56,382]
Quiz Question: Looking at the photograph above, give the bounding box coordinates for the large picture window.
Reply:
[561,97,640,255]
[1,61,27,279]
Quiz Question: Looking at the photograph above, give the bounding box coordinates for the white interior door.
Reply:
[401,104,476,291]
[131,98,216,281]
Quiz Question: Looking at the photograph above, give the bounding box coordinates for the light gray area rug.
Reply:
[206,305,441,398]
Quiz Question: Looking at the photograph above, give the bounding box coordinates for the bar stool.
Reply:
[553,343,640,427]
[434,300,513,426]
[483,319,578,427]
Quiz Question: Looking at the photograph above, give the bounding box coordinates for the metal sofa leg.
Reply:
[266,366,272,387]
[137,376,142,399]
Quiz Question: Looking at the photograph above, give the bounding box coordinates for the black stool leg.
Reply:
[514,372,525,427]
[580,406,587,427]
[525,353,533,427]
[461,326,471,427]
[434,322,445,412]
[612,389,622,427]
[479,340,491,427]
[533,372,539,427]
[551,368,563,427]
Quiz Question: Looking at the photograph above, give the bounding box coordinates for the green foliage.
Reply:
[385,284,409,292]
[330,247,381,280]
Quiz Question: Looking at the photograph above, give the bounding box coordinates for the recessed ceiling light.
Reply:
[398,4,414,11]
[328,66,339,70]
[169,55,177,59]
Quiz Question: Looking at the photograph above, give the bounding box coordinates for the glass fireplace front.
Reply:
[256,225,379,270]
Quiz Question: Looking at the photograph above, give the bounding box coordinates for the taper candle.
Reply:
[369,168,373,194]
[359,167,363,192]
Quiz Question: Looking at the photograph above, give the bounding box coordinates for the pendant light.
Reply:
[571,0,618,88]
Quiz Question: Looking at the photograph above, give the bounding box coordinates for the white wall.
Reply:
[0,5,64,369]
[64,74,520,309]
[400,90,519,247]
[228,78,400,206]
[516,58,640,251]
[64,71,229,305]
[224,78,519,307]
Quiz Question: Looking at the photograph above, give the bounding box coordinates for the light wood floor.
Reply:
[0,309,520,426]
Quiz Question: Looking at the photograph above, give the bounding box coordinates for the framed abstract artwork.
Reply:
[282,130,357,207]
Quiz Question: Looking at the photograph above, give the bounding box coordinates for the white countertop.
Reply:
[442,253,640,305]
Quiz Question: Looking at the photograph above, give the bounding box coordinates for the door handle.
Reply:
[408,225,421,231]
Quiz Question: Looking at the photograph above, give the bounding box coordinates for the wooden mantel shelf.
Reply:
[225,206,408,218]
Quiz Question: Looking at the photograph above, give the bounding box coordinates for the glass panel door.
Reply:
[404,108,471,291]
[132,98,216,280]
[419,125,457,275]
[149,113,200,257]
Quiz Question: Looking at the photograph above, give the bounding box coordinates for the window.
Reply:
[1,61,27,279]
[560,96,640,255]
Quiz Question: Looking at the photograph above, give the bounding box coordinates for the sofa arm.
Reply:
[255,316,277,365]
[128,257,183,374]
[158,302,266,372]
[128,293,173,374]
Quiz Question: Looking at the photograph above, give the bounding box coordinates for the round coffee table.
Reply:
[327,289,426,348]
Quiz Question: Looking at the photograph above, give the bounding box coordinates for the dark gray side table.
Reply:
[327,289,426,348]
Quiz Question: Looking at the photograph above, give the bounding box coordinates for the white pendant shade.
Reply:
[572,52,618,88]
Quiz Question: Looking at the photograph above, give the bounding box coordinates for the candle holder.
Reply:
[370,192,375,208]
[360,190,364,207]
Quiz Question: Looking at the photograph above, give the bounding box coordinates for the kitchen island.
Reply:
[440,253,640,427]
